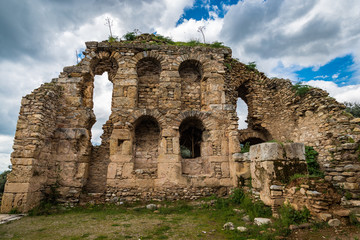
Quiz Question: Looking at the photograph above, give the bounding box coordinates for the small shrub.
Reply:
[210,41,224,48]
[305,146,324,177]
[240,142,250,153]
[292,82,312,97]
[123,32,136,41]
[108,36,118,43]
[278,204,310,227]
[245,61,257,71]
[349,212,360,225]
[224,62,231,70]
[289,173,308,182]
[154,34,174,44]
[0,170,10,193]
[344,102,360,117]
[9,207,19,214]
[229,188,245,204]
[345,191,352,200]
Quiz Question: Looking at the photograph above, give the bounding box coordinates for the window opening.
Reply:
[179,118,204,158]
[237,98,248,129]
[91,72,112,145]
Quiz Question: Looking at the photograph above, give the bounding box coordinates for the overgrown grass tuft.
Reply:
[292,82,312,96]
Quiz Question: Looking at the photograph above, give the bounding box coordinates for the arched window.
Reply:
[91,72,112,145]
[179,117,204,158]
[136,57,161,108]
[134,116,160,170]
[237,84,249,130]
[179,60,202,110]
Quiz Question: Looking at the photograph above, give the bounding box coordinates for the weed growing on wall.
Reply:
[245,61,257,71]
[240,142,250,153]
[305,146,324,177]
[292,82,312,96]
[123,32,136,41]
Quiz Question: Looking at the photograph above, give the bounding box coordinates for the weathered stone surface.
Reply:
[254,218,271,226]
[328,218,341,227]
[236,226,247,232]
[2,34,360,214]
[319,213,332,222]
[223,222,234,230]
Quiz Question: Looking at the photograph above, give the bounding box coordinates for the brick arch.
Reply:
[128,109,167,131]
[175,111,212,130]
[131,51,166,69]
[174,54,210,74]
[89,51,119,81]
[238,129,268,144]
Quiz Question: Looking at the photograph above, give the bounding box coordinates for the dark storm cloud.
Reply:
[0,0,164,61]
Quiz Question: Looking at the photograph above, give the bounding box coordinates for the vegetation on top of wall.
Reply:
[292,82,313,97]
[108,36,119,43]
[107,32,229,49]
[344,102,360,117]
[123,32,136,41]
[245,61,257,71]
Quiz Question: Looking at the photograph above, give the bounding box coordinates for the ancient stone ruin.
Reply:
[1,34,360,221]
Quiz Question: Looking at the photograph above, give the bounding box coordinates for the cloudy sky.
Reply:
[1,0,360,172]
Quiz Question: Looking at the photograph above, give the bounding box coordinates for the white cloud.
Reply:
[219,0,360,80]
[92,73,112,145]
[0,135,13,172]
[237,99,248,129]
[1,0,360,170]
[307,80,360,103]
[332,73,340,79]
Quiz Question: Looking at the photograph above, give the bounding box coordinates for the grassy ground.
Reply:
[0,191,359,240]
[0,202,271,240]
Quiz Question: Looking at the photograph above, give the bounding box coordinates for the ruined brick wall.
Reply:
[227,61,360,205]
[1,84,62,212]
[2,35,360,212]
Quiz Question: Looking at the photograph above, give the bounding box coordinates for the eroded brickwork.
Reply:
[1,34,360,213]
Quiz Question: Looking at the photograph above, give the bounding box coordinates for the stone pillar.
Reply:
[249,142,307,215]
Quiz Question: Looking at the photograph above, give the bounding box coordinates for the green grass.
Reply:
[292,82,313,97]
[0,189,319,240]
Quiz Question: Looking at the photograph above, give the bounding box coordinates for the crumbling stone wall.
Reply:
[2,35,360,213]
[226,61,360,206]
[1,84,62,212]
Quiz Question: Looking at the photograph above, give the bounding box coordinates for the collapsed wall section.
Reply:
[1,83,62,212]
[227,61,360,207]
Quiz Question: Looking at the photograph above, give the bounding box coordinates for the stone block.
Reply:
[4,183,30,193]
[250,143,284,161]
[342,182,359,190]
[283,143,305,160]
[319,213,332,222]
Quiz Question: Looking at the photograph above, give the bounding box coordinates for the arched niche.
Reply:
[179,60,203,110]
[136,57,161,108]
[179,117,204,158]
[179,117,209,175]
[134,115,160,170]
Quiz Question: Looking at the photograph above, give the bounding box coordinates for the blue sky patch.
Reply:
[176,0,239,25]
[295,54,356,85]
